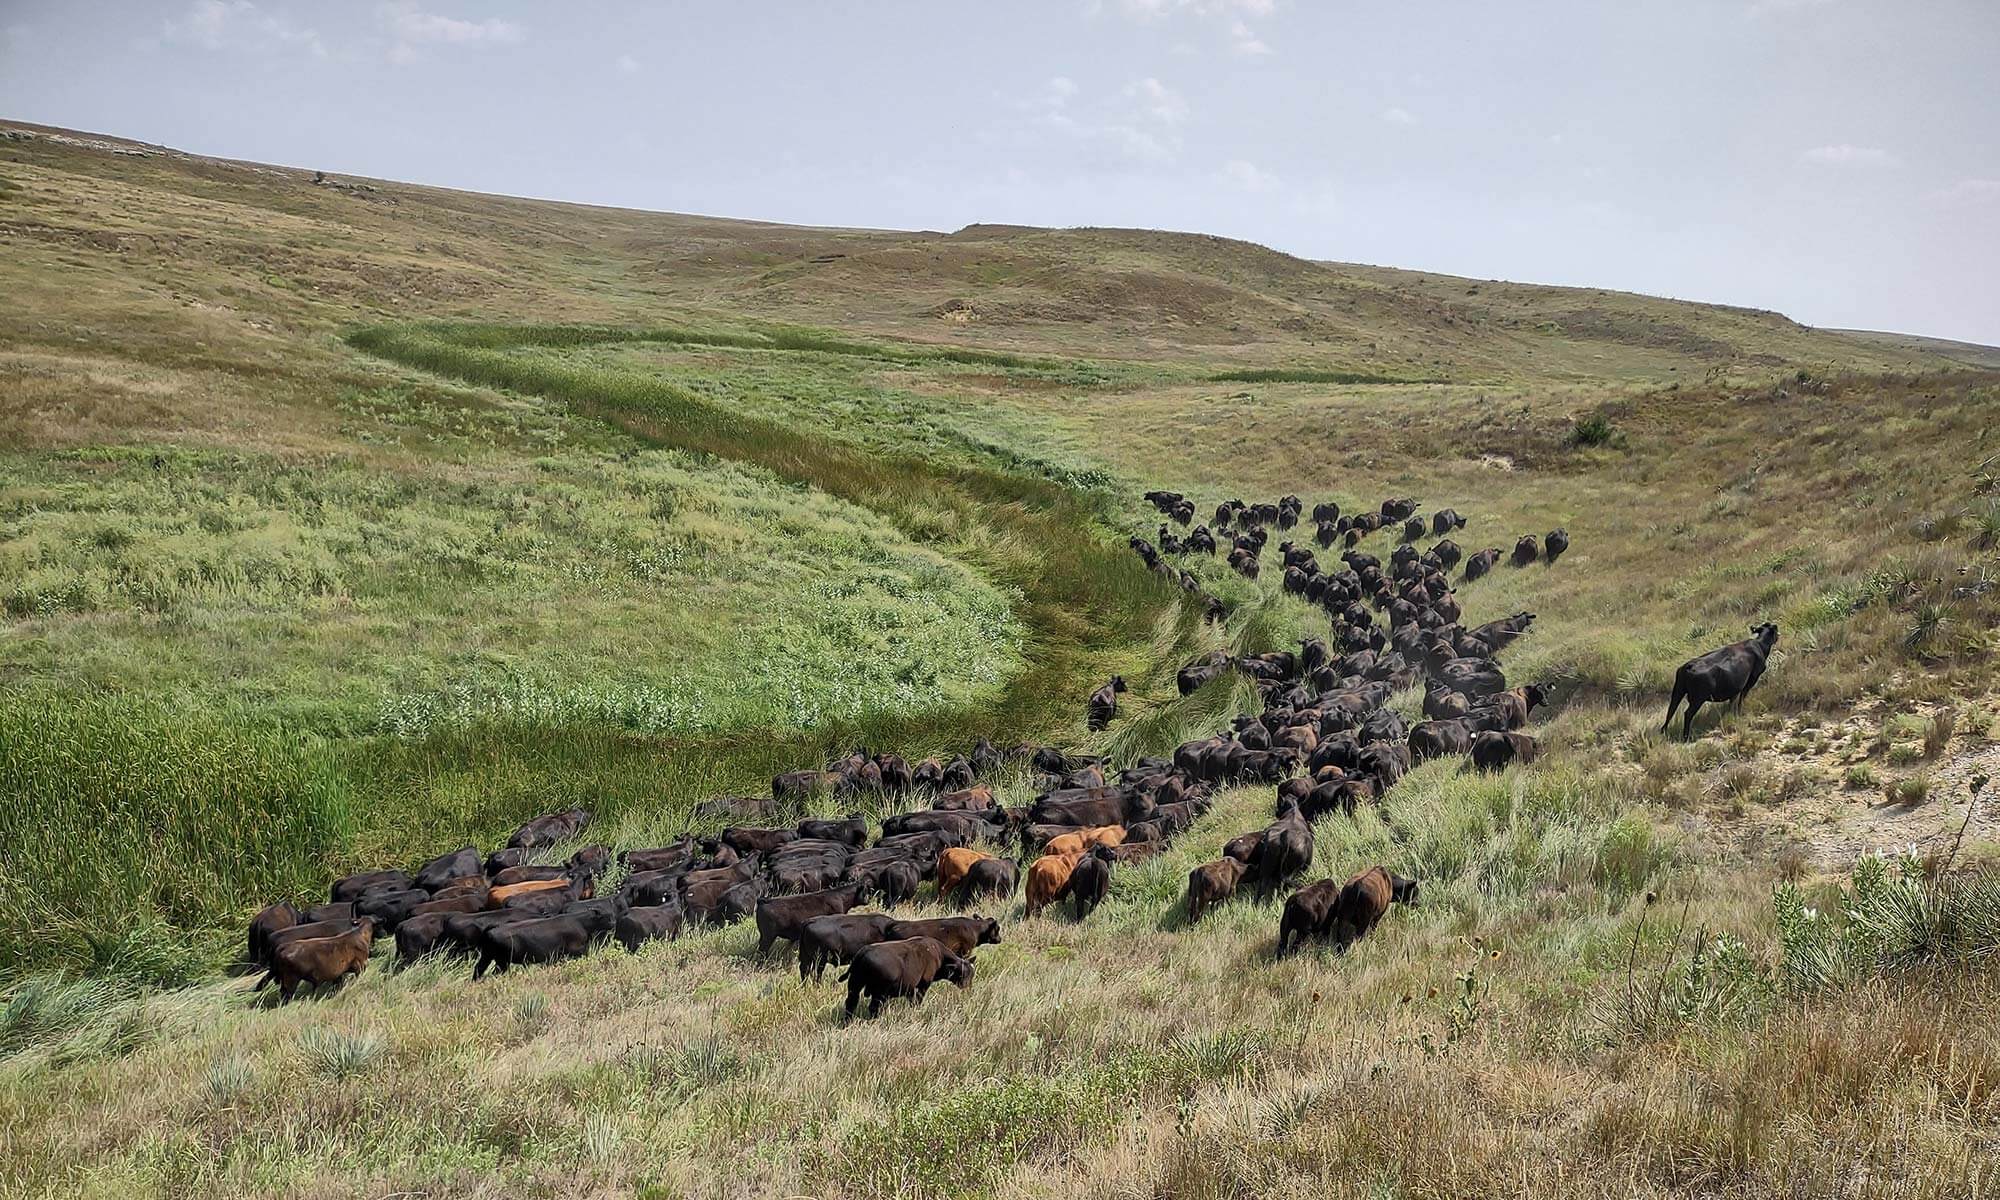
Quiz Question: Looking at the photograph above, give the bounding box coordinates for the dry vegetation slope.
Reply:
[3,123,2000,1199]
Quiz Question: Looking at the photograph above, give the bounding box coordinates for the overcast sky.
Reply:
[3,0,1996,344]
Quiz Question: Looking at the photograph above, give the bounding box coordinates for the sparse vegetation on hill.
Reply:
[2,124,1999,1199]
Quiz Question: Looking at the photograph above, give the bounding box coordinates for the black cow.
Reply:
[246,903,299,967]
[330,869,413,904]
[615,904,685,952]
[1662,624,1779,739]
[413,846,481,893]
[843,936,975,1018]
[753,883,869,954]
[507,807,590,851]
[1256,807,1314,897]
[472,905,619,979]
[1544,528,1569,565]
[1408,719,1473,762]
[1471,730,1539,771]
[797,913,900,982]
[797,815,867,847]
[1087,676,1128,732]
[954,857,1018,903]
[1064,846,1116,921]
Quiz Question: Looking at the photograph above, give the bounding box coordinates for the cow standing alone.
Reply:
[1662,623,1779,739]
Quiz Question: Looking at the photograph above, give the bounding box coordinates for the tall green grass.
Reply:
[0,696,353,983]
[1,320,1198,983]
[345,322,1189,743]
[415,320,1067,371]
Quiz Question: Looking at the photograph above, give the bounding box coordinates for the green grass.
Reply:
[2,438,1023,736]
[0,319,1196,982]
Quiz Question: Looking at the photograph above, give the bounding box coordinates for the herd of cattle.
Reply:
[243,484,1779,1015]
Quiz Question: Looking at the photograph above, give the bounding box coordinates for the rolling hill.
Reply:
[4,122,1999,1200]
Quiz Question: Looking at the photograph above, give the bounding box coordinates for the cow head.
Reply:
[1752,622,1779,647]
[940,953,976,988]
[1390,874,1421,905]
[974,917,1003,946]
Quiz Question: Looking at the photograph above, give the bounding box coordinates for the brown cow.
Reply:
[1329,866,1419,951]
[1042,824,1126,858]
[1185,857,1252,923]
[935,847,995,896]
[1276,880,1344,956]
[1024,852,1082,917]
[256,919,375,1002]
[883,915,1004,958]
[933,785,997,812]
[490,877,587,907]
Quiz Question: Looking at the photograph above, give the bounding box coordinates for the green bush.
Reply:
[1569,411,1618,448]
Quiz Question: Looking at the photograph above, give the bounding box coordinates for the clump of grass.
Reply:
[203,1055,256,1107]
[1966,497,2000,551]
[1923,708,1958,759]
[0,975,135,1059]
[1568,410,1619,448]
[513,991,550,1031]
[581,1111,622,1168]
[1777,852,2000,991]
[298,1028,386,1080]
[1880,776,1930,806]
[1844,763,1879,790]
[1903,602,1954,661]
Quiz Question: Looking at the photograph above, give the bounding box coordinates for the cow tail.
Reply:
[1662,672,1686,730]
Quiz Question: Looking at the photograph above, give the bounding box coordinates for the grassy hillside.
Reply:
[4,123,2000,1199]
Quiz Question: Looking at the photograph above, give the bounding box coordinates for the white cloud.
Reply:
[164,1,325,57]
[1227,20,1270,55]
[615,53,639,74]
[1024,75,1183,166]
[385,7,523,44]
[379,3,522,62]
[1382,106,1417,126]
[1221,159,1279,192]
[1090,0,1278,58]
[1935,178,2000,206]
[1127,77,1189,125]
[1801,143,1898,168]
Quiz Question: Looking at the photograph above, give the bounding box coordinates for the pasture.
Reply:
[3,124,1999,1199]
